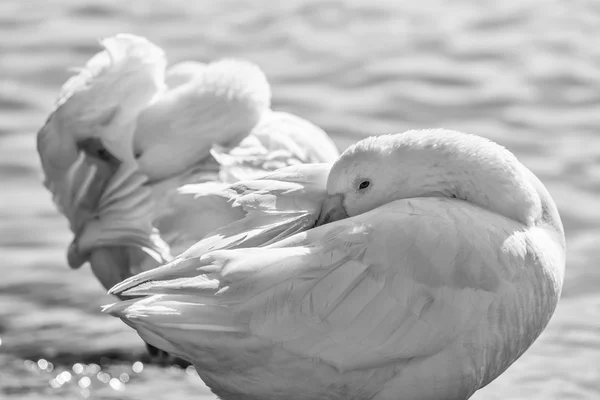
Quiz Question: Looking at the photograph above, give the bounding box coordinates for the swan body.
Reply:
[106,129,565,399]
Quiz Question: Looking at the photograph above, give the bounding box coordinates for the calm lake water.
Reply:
[1,0,599,399]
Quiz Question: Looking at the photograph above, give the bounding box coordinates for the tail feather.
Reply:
[108,211,313,296]
[104,294,248,363]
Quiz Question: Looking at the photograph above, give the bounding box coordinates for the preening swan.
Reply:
[36,33,338,360]
[105,129,565,400]
[36,33,338,289]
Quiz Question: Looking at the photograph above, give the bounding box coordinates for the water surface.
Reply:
[1,1,599,398]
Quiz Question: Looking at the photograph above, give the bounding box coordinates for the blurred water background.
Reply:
[1,0,599,399]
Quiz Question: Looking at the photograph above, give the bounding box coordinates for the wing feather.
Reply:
[109,163,331,293]
[108,197,529,374]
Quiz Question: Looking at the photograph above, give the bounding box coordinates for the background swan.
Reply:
[36,33,338,359]
[36,33,339,287]
[106,128,565,400]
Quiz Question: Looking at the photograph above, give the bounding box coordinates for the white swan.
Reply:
[106,129,565,400]
[36,33,338,285]
[36,34,338,358]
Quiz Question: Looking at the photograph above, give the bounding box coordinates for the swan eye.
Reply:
[358,180,370,190]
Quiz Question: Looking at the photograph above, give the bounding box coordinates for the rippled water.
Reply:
[1,0,599,399]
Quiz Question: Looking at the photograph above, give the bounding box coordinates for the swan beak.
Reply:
[316,193,348,226]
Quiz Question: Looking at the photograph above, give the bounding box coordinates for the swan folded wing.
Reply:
[109,163,331,293]
[179,163,331,252]
[108,198,529,373]
[250,111,339,164]
[210,111,339,183]
[210,136,298,183]
[132,58,270,182]
[152,186,245,257]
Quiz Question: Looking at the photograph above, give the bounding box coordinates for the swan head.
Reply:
[317,129,548,227]
[132,58,272,182]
